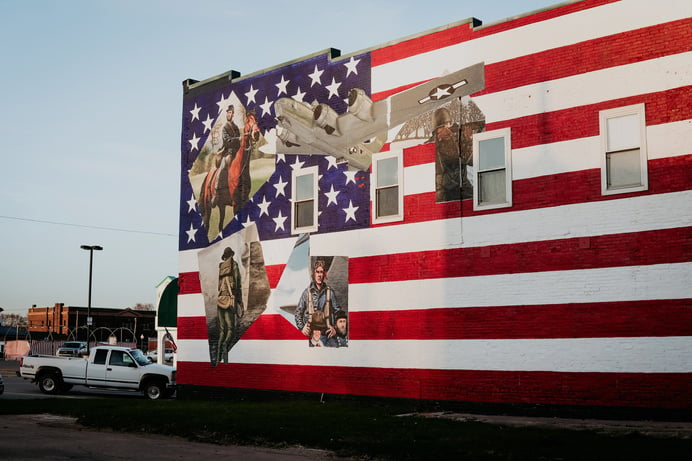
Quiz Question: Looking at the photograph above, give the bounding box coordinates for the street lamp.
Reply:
[80,245,103,354]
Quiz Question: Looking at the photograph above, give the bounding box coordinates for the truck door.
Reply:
[86,348,109,385]
[104,350,140,389]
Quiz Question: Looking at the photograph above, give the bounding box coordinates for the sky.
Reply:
[0,0,560,315]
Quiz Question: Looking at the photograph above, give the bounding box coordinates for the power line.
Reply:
[0,215,177,237]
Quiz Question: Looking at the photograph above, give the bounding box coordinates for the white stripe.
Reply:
[511,122,692,181]
[179,191,692,272]
[178,293,205,318]
[349,263,692,311]
[179,235,298,273]
[400,122,689,192]
[472,52,691,123]
[372,0,692,93]
[404,163,435,196]
[176,336,692,373]
[179,262,691,319]
[310,190,692,257]
[647,120,692,161]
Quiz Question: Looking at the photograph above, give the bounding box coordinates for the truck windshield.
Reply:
[130,349,152,366]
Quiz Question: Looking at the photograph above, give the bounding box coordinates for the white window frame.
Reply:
[599,104,648,196]
[472,127,512,211]
[291,165,318,234]
[371,150,404,224]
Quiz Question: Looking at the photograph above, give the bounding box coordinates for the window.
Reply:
[600,104,648,195]
[93,349,108,365]
[292,166,318,233]
[472,128,512,210]
[109,350,134,367]
[372,150,403,224]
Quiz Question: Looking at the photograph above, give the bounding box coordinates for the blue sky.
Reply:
[0,0,559,315]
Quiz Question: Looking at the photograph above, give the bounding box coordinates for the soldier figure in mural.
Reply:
[325,310,348,348]
[433,107,464,202]
[295,259,342,345]
[431,100,484,202]
[212,105,241,208]
[234,109,255,208]
[215,246,243,366]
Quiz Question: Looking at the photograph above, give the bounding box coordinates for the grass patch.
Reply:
[1,397,690,460]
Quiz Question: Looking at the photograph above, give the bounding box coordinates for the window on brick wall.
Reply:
[372,150,404,224]
[472,128,512,210]
[600,104,648,195]
[291,166,318,234]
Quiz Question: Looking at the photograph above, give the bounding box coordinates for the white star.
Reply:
[273,210,287,231]
[189,132,201,151]
[324,184,340,206]
[290,157,305,170]
[186,223,197,243]
[273,176,288,197]
[245,84,258,105]
[260,97,273,117]
[276,153,286,163]
[344,170,358,185]
[202,114,214,133]
[186,194,197,213]
[293,87,306,103]
[325,77,342,99]
[326,156,339,170]
[190,103,201,121]
[344,56,360,77]
[431,86,453,100]
[342,200,359,223]
[257,196,271,217]
[242,215,254,228]
[216,92,232,113]
[275,75,290,96]
[308,65,323,87]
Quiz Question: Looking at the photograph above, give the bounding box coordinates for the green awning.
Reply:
[157,277,178,327]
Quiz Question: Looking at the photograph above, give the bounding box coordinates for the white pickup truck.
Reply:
[19,345,176,400]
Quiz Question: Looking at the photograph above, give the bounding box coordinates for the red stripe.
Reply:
[180,156,691,297]
[352,227,692,282]
[177,362,692,408]
[372,17,690,102]
[490,87,692,150]
[480,18,692,96]
[178,314,302,341]
[179,272,201,295]
[371,0,618,67]
[265,264,285,289]
[179,299,692,341]
[351,300,692,340]
[384,154,692,225]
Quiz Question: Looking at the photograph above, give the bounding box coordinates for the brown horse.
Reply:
[200,113,260,235]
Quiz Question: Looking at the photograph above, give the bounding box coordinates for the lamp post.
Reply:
[80,245,103,354]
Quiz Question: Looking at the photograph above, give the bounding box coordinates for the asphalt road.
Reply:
[2,373,144,399]
[0,414,341,461]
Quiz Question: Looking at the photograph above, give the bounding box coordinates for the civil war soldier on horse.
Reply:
[199,104,260,235]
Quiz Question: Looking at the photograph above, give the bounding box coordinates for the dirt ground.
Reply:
[417,411,692,438]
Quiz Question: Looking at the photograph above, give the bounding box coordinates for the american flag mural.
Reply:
[177,0,692,408]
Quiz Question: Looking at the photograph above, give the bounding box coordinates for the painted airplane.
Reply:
[273,62,485,170]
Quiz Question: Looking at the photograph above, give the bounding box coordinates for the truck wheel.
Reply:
[38,372,61,395]
[143,380,164,400]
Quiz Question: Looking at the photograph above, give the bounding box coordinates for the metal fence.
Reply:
[29,340,137,356]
